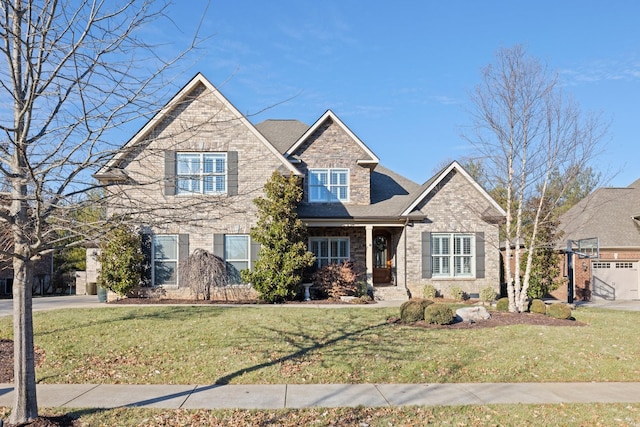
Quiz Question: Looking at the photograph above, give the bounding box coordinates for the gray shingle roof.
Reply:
[254,119,309,154]
[296,165,421,220]
[558,180,640,248]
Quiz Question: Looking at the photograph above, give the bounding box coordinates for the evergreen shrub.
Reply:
[546,303,572,319]
[424,303,454,325]
[529,299,547,314]
[496,297,510,312]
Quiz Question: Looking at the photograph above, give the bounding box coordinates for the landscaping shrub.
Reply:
[424,303,454,325]
[496,297,510,312]
[312,260,361,299]
[449,286,466,301]
[423,284,437,299]
[546,303,572,319]
[400,298,433,323]
[98,223,144,297]
[529,299,547,314]
[480,286,497,303]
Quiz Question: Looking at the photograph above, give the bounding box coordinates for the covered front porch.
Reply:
[306,220,409,299]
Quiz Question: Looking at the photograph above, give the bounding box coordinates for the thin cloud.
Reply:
[560,56,640,85]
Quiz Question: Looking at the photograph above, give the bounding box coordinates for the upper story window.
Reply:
[308,168,349,202]
[176,152,226,195]
[432,233,474,278]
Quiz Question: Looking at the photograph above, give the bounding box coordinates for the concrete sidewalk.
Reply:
[2,382,640,409]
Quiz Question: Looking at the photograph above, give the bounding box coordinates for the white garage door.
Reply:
[591,261,639,301]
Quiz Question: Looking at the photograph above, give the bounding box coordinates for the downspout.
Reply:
[403,217,408,291]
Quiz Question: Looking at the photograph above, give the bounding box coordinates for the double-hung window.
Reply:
[432,233,474,277]
[309,237,349,267]
[308,168,349,202]
[225,235,250,273]
[176,152,226,194]
[153,235,178,286]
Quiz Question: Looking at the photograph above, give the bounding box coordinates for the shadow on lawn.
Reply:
[35,305,229,337]
[214,318,406,385]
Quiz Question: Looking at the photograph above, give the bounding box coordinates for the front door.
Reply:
[373,230,392,284]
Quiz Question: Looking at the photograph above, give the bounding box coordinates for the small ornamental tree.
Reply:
[242,172,315,302]
[98,223,144,297]
[180,249,227,300]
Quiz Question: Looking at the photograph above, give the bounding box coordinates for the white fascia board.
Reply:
[285,110,380,164]
[401,161,506,217]
[98,73,301,177]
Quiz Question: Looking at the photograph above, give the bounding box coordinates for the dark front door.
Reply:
[373,230,392,283]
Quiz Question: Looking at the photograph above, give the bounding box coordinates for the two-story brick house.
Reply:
[95,73,505,300]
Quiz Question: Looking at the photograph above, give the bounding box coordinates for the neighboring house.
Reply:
[556,179,640,301]
[94,73,505,301]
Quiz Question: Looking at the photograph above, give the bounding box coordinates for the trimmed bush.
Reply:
[529,299,547,314]
[546,303,572,320]
[313,260,361,299]
[400,298,434,323]
[496,297,510,312]
[480,286,497,303]
[423,284,437,299]
[449,286,466,301]
[424,304,454,325]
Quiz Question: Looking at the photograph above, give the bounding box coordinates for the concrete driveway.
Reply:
[0,295,104,318]
[576,300,640,311]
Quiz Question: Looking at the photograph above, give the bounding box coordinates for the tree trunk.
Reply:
[10,249,38,424]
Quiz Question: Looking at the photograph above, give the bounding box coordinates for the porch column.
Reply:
[365,225,373,288]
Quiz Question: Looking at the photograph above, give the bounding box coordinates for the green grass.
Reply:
[2,404,640,426]
[1,305,639,385]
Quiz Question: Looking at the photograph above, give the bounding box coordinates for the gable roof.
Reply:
[285,110,380,165]
[400,161,506,218]
[558,179,640,248]
[95,73,301,178]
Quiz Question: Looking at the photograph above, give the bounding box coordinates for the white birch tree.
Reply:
[0,0,197,423]
[467,45,606,312]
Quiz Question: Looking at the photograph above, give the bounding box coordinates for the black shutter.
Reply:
[164,150,176,196]
[178,234,189,263]
[213,234,225,258]
[140,234,152,287]
[227,151,238,196]
[475,232,485,278]
[421,231,432,279]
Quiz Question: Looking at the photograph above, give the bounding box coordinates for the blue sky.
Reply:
[155,1,639,187]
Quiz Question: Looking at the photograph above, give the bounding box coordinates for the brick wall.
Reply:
[291,118,372,205]
[402,170,501,299]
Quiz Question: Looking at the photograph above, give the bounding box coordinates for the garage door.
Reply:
[591,261,639,301]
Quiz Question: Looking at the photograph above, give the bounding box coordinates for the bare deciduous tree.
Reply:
[466,45,607,312]
[0,0,200,423]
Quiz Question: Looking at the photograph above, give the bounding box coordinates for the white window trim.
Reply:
[176,152,227,195]
[152,234,179,287]
[431,233,475,278]
[309,237,350,267]
[308,168,350,203]
[224,234,251,270]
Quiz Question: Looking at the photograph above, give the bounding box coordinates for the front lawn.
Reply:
[0,305,638,385]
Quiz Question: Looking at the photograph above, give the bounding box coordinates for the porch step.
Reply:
[373,286,409,301]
